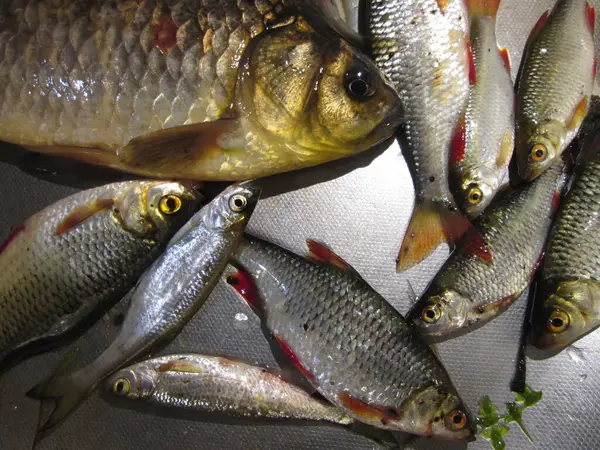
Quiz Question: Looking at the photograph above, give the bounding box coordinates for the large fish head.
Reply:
[203,182,261,233]
[238,21,402,158]
[117,181,203,236]
[408,289,469,336]
[531,279,600,350]
[106,365,156,400]
[398,386,475,441]
[516,120,565,182]
[454,166,500,219]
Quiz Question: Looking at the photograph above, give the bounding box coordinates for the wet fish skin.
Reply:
[515,0,596,182]
[367,0,471,270]
[107,353,354,425]
[0,180,201,365]
[450,0,514,219]
[532,146,600,351]
[28,182,260,436]
[228,236,474,440]
[408,164,566,337]
[0,0,402,180]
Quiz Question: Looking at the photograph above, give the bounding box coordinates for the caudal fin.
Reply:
[465,0,501,18]
[396,203,471,272]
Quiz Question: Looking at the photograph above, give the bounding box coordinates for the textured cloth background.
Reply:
[1,0,600,448]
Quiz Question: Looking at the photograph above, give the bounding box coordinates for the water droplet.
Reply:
[567,346,586,363]
[580,373,588,382]
[234,312,249,330]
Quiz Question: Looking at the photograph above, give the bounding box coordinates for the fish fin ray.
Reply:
[586,2,595,34]
[465,0,501,18]
[496,128,514,168]
[397,203,471,272]
[450,110,468,165]
[306,240,352,270]
[55,199,115,236]
[499,47,511,72]
[567,96,590,132]
[338,392,399,423]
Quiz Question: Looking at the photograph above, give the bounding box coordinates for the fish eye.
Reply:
[421,303,442,324]
[467,186,483,205]
[547,309,570,333]
[159,195,182,215]
[530,144,548,162]
[446,410,467,430]
[344,67,375,102]
[229,194,248,212]
[113,377,131,396]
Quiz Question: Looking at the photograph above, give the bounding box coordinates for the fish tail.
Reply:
[465,0,501,18]
[396,202,471,272]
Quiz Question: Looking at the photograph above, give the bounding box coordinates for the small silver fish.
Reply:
[107,353,354,425]
[28,182,260,437]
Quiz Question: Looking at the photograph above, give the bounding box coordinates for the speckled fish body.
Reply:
[409,164,567,337]
[28,183,260,436]
[0,0,402,180]
[515,0,596,181]
[367,0,471,270]
[0,180,201,365]
[531,146,600,351]
[107,353,354,425]
[450,0,514,219]
[227,236,474,440]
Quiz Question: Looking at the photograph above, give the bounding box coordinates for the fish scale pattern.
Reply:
[0,0,278,149]
[0,181,187,362]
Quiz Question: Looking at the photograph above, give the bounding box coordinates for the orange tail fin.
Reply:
[465,0,501,18]
[396,202,471,272]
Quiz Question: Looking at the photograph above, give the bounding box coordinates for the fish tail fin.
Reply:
[396,202,471,272]
[465,0,501,18]
[26,355,92,438]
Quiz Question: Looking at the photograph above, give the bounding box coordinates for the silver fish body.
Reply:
[0,180,201,364]
[29,182,260,435]
[515,0,596,181]
[228,236,474,440]
[408,164,566,337]
[532,145,600,351]
[450,0,514,219]
[367,0,471,270]
[107,353,354,425]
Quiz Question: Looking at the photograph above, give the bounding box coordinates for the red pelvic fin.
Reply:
[465,0,502,18]
[586,2,595,34]
[461,227,493,264]
[499,47,511,73]
[338,392,399,426]
[552,190,561,214]
[528,11,549,41]
[226,266,262,313]
[466,38,477,86]
[566,96,589,132]
[530,251,546,282]
[436,0,450,14]
[274,335,314,382]
[450,113,467,165]
[55,198,115,236]
[0,224,25,255]
[306,240,352,270]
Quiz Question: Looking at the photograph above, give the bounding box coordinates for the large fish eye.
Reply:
[467,186,483,205]
[530,144,548,162]
[159,195,182,215]
[446,410,467,430]
[229,194,248,212]
[547,309,570,333]
[421,303,442,324]
[113,377,131,396]
[344,67,375,102]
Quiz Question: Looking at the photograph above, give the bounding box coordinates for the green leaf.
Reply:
[481,424,510,450]
[514,385,542,408]
[503,402,533,443]
[477,396,501,428]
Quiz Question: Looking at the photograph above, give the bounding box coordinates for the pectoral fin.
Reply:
[55,198,115,236]
[566,96,590,132]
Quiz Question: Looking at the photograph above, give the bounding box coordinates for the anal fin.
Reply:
[306,240,352,270]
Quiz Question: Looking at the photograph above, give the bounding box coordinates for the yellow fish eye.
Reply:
[159,195,182,215]
[228,194,248,212]
[530,144,548,162]
[467,186,483,205]
[113,377,131,396]
[421,303,441,324]
[446,410,468,430]
[547,309,570,333]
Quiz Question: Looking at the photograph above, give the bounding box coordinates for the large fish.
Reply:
[366,0,472,270]
[0,180,201,366]
[0,0,402,180]
[515,0,596,182]
[408,164,566,337]
[28,183,260,436]
[531,144,600,351]
[449,0,514,219]
[226,236,475,440]
[107,353,354,425]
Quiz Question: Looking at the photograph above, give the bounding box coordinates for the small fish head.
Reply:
[399,386,475,441]
[531,280,600,350]
[456,167,499,219]
[106,366,155,400]
[203,182,261,233]
[516,121,564,181]
[118,181,202,236]
[408,289,470,336]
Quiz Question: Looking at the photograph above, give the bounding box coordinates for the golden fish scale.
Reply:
[0,0,280,149]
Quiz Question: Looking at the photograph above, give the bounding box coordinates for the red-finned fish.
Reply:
[515,0,596,181]
[367,0,472,271]
[450,0,514,219]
